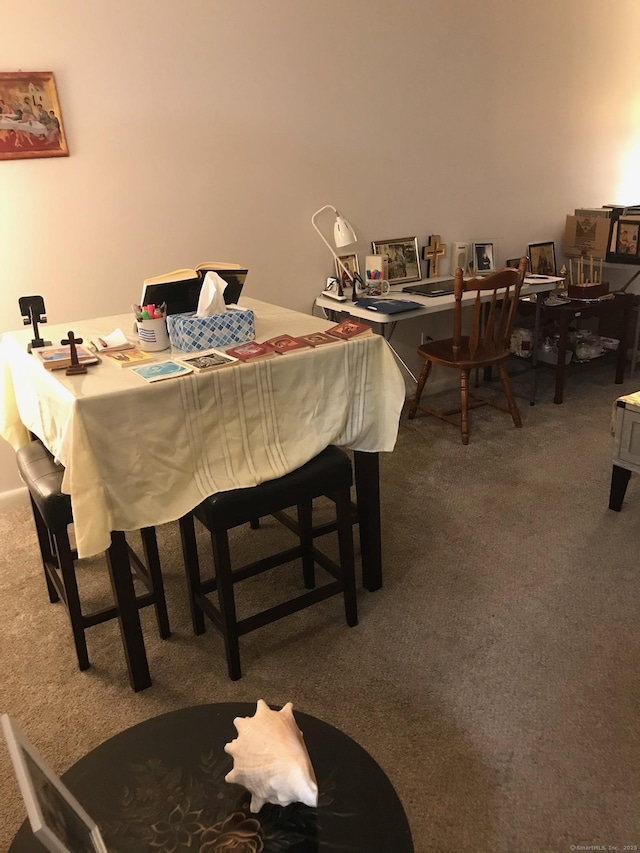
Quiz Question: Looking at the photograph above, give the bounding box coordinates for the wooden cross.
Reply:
[422,234,447,278]
[62,330,88,375]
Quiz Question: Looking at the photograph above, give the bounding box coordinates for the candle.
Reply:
[590,254,593,284]
[569,259,573,286]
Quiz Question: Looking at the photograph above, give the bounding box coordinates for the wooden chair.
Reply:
[408,256,528,444]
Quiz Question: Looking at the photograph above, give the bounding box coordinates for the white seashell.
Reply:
[224,699,318,813]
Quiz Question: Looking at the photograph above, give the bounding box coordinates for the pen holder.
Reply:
[137,317,170,351]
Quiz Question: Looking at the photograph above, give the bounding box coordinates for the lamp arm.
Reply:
[311,205,354,285]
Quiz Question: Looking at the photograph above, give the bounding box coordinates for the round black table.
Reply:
[10,703,413,852]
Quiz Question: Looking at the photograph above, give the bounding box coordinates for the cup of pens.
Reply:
[135,303,170,351]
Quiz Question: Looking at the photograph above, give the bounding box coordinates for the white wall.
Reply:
[1,0,639,493]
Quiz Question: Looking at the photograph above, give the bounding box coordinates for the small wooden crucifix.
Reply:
[62,330,88,375]
[422,234,447,278]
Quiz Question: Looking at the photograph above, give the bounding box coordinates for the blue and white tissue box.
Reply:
[167,308,255,352]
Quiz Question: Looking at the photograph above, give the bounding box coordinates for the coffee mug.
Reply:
[137,317,170,351]
[366,279,391,297]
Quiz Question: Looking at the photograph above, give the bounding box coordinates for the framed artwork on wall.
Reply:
[528,241,556,275]
[0,71,68,161]
[370,237,420,284]
[472,242,496,275]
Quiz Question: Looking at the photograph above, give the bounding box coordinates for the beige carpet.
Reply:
[1,362,639,852]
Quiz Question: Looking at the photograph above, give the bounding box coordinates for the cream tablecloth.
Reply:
[0,298,405,558]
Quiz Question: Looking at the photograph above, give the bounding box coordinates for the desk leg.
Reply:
[530,297,542,405]
[105,531,152,692]
[353,451,382,591]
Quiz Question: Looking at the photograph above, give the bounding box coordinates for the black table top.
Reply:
[10,702,413,853]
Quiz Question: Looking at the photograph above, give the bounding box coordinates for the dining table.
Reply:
[0,297,406,690]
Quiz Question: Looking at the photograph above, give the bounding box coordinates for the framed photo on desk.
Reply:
[371,237,420,284]
[472,241,496,275]
[528,241,557,275]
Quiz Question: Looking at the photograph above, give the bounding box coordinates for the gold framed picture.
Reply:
[0,71,68,161]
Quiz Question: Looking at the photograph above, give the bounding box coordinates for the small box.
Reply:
[567,281,609,299]
[167,308,255,352]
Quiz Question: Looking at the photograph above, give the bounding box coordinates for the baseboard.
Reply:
[0,486,29,511]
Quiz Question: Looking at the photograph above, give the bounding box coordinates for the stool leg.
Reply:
[210,524,242,681]
[334,488,358,627]
[609,465,631,511]
[297,500,315,589]
[179,515,206,635]
[54,528,90,671]
[29,495,59,603]
[140,527,170,639]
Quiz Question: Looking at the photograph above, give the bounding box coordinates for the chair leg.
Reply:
[460,368,470,445]
[498,363,522,428]
[297,500,315,589]
[335,487,358,627]
[210,524,242,681]
[250,518,260,529]
[140,527,170,640]
[408,359,433,419]
[54,528,90,671]
[179,515,206,635]
[29,495,59,603]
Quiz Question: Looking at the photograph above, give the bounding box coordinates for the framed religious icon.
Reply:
[370,237,420,284]
[1,714,108,852]
[472,242,496,275]
[0,71,69,161]
[335,253,360,286]
[528,241,557,275]
[615,221,640,257]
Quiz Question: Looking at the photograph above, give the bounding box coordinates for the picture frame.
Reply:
[0,72,68,161]
[505,258,521,269]
[472,242,496,275]
[335,252,359,285]
[1,714,107,853]
[615,220,640,257]
[370,237,421,284]
[528,241,557,275]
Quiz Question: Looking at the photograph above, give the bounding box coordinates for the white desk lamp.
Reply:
[311,205,358,300]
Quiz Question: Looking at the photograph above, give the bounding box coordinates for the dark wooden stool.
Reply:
[16,439,170,672]
[179,446,358,680]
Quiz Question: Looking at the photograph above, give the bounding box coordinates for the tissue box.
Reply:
[167,309,255,352]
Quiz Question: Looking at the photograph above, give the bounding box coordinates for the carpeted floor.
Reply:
[1,362,639,852]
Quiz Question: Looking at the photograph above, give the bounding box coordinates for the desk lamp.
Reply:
[19,295,51,352]
[311,205,359,301]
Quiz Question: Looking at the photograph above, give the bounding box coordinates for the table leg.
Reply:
[530,297,542,405]
[105,530,152,692]
[554,311,571,404]
[616,298,633,384]
[353,451,382,591]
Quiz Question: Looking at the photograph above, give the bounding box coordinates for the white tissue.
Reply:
[197,271,228,316]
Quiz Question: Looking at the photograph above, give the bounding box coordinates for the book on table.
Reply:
[263,334,312,355]
[326,319,374,340]
[102,347,156,367]
[34,344,100,370]
[90,328,135,353]
[297,331,345,347]
[130,360,193,383]
[142,262,247,315]
[224,341,276,362]
[176,349,239,372]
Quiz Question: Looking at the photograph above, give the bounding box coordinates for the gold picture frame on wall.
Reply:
[0,71,69,161]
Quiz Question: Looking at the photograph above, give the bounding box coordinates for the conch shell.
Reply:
[224,700,318,813]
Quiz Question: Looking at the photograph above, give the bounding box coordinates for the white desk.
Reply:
[315,275,564,325]
[0,297,405,690]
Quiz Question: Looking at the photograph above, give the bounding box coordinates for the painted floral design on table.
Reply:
[96,750,340,853]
